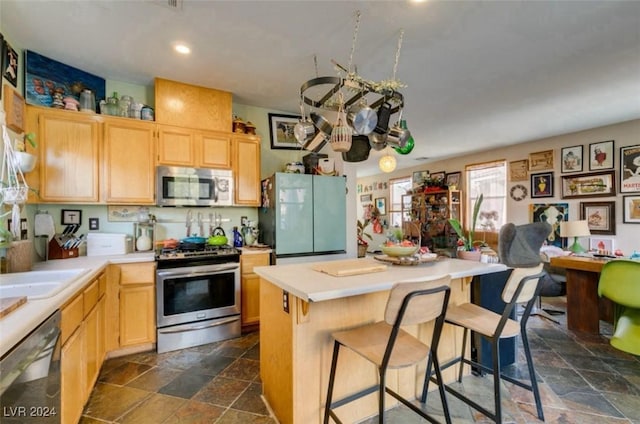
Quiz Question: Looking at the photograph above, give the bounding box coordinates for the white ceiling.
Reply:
[3,1,640,176]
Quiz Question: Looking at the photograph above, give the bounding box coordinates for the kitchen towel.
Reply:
[34,212,55,241]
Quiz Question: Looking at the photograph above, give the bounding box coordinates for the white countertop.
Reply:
[0,252,154,358]
[254,257,507,302]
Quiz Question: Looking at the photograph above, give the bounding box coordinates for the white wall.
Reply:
[358,119,640,255]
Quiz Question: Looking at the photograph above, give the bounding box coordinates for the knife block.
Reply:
[48,237,79,260]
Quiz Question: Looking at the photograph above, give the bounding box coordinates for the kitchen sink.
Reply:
[0,269,87,299]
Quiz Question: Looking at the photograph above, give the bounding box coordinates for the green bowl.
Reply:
[380,244,419,257]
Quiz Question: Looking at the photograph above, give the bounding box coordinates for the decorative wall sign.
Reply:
[268,113,301,150]
[3,85,25,133]
[530,172,554,198]
[561,171,615,199]
[509,159,528,181]
[61,209,82,225]
[24,50,106,108]
[530,203,568,248]
[623,195,640,223]
[107,206,141,222]
[580,201,615,235]
[3,39,18,87]
[589,140,614,171]
[360,194,372,203]
[620,144,640,193]
[528,150,554,171]
[561,145,583,173]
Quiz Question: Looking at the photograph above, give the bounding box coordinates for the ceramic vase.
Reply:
[457,250,481,261]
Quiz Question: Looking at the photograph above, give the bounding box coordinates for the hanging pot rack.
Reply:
[299,75,404,114]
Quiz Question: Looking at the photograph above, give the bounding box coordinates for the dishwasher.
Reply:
[0,310,61,423]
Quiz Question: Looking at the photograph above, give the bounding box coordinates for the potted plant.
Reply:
[15,133,37,173]
[357,219,372,258]
[448,194,483,260]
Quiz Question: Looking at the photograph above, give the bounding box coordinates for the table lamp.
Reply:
[560,220,591,253]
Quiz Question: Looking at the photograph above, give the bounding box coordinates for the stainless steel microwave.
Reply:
[156,166,233,207]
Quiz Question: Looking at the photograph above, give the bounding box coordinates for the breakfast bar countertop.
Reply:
[254,256,507,302]
[0,252,154,358]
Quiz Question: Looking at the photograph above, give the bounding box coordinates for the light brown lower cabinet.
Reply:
[118,263,156,347]
[60,272,106,424]
[240,252,270,327]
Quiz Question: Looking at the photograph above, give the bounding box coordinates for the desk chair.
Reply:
[598,260,640,356]
[423,222,550,423]
[324,275,452,424]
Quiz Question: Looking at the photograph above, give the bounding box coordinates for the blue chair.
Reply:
[598,260,640,356]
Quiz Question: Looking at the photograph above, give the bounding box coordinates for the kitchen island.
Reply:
[254,257,507,424]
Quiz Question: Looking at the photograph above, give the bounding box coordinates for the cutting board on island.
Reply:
[0,296,27,318]
[312,258,387,277]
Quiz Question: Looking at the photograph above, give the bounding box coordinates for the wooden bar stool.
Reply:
[324,275,452,424]
[423,222,552,423]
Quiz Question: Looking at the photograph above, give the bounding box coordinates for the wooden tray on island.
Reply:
[374,254,440,266]
[312,259,388,277]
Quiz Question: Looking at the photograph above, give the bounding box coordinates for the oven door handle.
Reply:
[158,265,239,279]
[157,316,239,334]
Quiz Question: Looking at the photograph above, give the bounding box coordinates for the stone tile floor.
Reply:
[82,297,640,423]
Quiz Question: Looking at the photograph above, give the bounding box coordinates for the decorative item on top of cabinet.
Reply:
[155,77,232,132]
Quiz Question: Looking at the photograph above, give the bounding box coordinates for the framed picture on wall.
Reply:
[623,195,640,223]
[509,159,528,182]
[3,39,18,87]
[588,140,614,171]
[580,201,615,235]
[561,171,615,199]
[620,144,640,193]
[268,113,301,150]
[412,170,429,185]
[530,203,568,248]
[360,194,372,203]
[375,197,386,215]
[530,172,554,198]
[528,150,554,171]
[445,172,461,189]
[561,145,583,173]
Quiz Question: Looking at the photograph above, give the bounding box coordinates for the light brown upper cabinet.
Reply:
[233,134,261,206]
[197,131,232,169]
[156,124,195,166]
[31,107,101,203]
[103,118,156,204]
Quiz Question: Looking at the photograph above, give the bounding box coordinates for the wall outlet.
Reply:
[283,290,289,313]
[89,218,99,230]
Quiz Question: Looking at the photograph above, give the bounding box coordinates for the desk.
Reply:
[550,256,613,334]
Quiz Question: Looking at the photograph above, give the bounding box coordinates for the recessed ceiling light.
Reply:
[174,44,191,55]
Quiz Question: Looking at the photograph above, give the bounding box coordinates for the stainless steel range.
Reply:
[156,243,241,353]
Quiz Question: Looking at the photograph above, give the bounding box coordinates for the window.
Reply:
[388,176,412,228]
[465,160,507,234]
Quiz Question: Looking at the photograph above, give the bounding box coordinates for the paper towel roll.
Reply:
[34,213,55,241]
